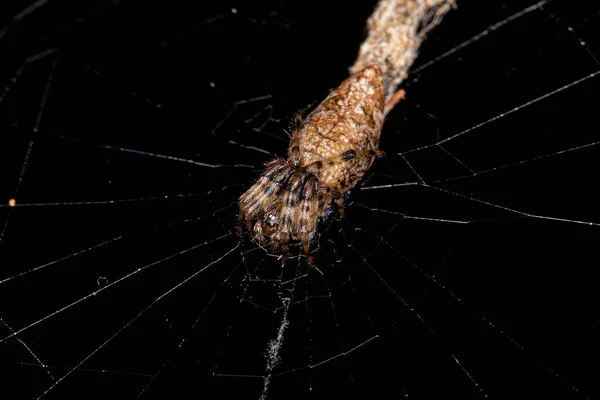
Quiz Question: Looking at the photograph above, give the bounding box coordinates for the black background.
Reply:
[1,0,600,399]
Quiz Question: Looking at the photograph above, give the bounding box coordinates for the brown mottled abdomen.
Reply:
[290,65,386,191]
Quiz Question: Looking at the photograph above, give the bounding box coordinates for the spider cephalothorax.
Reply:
[239,65,390,264]
[238,156,330,265]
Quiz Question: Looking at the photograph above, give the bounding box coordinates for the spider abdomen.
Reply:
[294,65,386,191]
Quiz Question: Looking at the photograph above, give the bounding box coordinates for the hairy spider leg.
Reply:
[383,88,406,116]
[300,175,319,265]
[280,172,304,263]
[333,191,344,216]
[238,159,288,235]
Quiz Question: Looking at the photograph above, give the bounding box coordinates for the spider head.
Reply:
[264,211,279,232]
[255,209,280,239]
[245,194,283,246]
[239,160,329,263]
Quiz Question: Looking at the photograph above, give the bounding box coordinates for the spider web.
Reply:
[1,0,599,399]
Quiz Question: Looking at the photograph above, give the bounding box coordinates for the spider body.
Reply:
[239,65,389,264]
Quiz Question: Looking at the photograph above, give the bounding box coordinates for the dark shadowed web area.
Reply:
[1,0,599,399]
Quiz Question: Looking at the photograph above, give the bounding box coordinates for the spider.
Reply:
[238,65,404,264]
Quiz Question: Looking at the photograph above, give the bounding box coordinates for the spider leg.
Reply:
[300,232,313,265]
[281,173,304,263]
[384,88,405,116]
[274,205,291,263]
[315,190,332,221]
[281,233,289,264]
[370,149,385,158]
[240,159,291,239]
[299,175,319,265]
[305,160,323,175]
[239,159,287,208]
[289,145,300,166]
[321,190,333,215]
[333,191,344,216]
